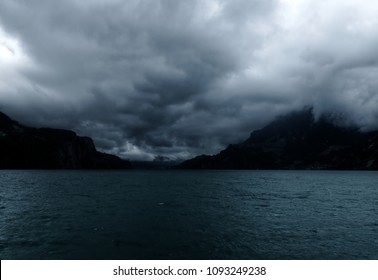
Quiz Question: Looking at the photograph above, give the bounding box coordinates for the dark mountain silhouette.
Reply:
[178,108,378,170]
[0,111,131,169]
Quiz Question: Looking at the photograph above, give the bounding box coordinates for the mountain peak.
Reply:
[0,111,131,169]
[178,108,378,170]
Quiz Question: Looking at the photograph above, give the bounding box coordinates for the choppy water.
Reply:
[0,170,377,259]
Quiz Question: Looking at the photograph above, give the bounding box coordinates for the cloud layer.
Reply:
[1,0,378,160]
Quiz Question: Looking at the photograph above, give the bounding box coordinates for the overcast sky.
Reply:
[1,0,378,160]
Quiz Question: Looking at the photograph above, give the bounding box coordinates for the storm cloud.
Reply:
[1,0,378,160]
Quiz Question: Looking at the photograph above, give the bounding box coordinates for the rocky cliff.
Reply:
[178,108,378,170]
[0,112,131,169]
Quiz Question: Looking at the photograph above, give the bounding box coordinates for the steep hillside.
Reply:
[178,109,378,170]
[0,112,131,169]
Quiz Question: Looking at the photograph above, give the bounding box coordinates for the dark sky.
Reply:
[1,0,378,160]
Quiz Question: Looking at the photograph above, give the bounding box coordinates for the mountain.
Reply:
[177,108,378,170]
[0,111,131,169]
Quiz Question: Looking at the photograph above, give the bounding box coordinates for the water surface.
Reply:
[0,170,377,259]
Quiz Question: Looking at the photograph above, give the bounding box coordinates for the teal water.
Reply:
[0,170,377,259]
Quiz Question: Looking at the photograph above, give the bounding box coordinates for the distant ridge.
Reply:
[177,108,378,170]
[0,111,132,169]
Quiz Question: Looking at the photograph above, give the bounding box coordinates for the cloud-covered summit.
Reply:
[1,0,378,160]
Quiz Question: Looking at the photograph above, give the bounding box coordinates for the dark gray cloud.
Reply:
[1,0,378,160]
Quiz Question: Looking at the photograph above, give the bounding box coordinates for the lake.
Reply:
[0,170,377,259]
